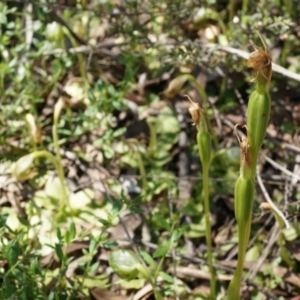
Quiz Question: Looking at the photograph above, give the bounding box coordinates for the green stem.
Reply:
[185,75,208,109]
[139,266,163,300]
[228,142,254,299]
[228,220,251,299]
[202,163,216,299]
[273,213,294,268]
[64,30,88,88]
[31,150,59,169]
[197,130,215,299]
[135,146,147,194]
[147,118,157,157]
[154,222,176,280]
[187,75,218,149]
[52,117,69,207]
[189,95,216,298]
[241,0,248,17]
[228,0,235,23]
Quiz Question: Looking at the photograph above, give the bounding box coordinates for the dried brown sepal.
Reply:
[234,124,252,167]
[185,94,203,126]
[247,32,272,83]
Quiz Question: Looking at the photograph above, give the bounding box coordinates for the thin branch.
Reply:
[257,169,290,229]
[42,40,300,83]
[262,153,297,180]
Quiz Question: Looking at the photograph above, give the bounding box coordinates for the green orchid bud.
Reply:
[109,249,140,280]
[234,176,254,226]
[247,89,271,164]
[187,95,212,167]
[246,32,272,171]
[197,131,211,166]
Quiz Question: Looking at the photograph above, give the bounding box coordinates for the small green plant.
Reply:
[109,249,163,300]
[13,98,70,220]
[228,33,273,299]
[109,210,186,299]
[260,202,293,268]
[227,126,254,299]
[188,96,216,299]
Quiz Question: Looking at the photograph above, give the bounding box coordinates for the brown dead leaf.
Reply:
[90,288,127,300]
[170,266,232,281]
[108,212,142,243]
[40,241,89,267]
[190,285,210,297]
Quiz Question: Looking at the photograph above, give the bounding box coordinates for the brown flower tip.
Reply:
[186,95,203,127]
[247,32,272,83]
[234,124,252,167]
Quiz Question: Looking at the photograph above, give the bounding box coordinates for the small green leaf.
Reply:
[30,258,40,274]
[55,243,64,261]
[110,199,122,218]
[56,227,63,241]
[120,278,145,289]
[99,241,118,249]
[90,261,100,273]
[3,276,14,298]
[11,268,22,281]
[129,206,143,214]
[89,239,97,255]
[159,271,174,283]
[140,250,156,268]
[65,222,76,244]
[18,216,30,227]
[97,218,110,227]
[153,246,168,258]
[154,213,171,231]
[170,229,183,245]
[113,127,126,138]
[82,248,89,256]
[78,274,109,289]
[70,222,76,239]
[0,213,9,227]
[8,241,19,267]
[66,256,74,265]
[65,231,71,245]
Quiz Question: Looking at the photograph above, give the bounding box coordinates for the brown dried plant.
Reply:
[186,94,203,127]
[247,32,272,83]
[234,124,252,168]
